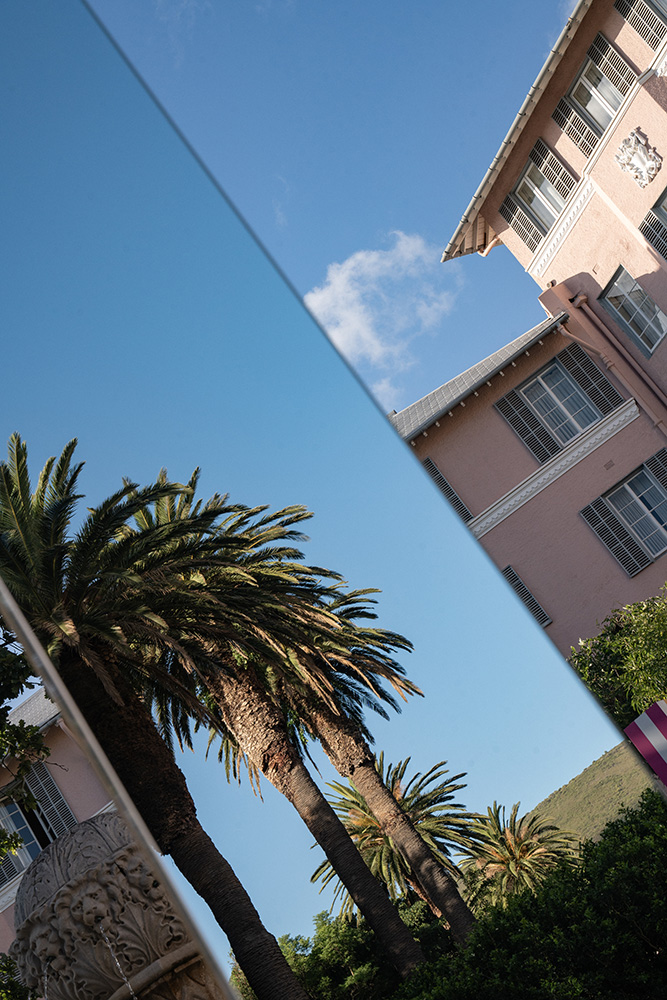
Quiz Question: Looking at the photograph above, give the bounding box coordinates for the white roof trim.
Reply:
[442,0,595,263]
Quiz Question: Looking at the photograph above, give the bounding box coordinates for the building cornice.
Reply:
[469,398,639,538]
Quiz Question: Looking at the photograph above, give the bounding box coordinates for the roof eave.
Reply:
[402,311,569,441]
[441,0,595,263]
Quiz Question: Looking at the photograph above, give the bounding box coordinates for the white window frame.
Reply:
[0,762,77,892]
[513,161,566,236]
[568,57,624,134]
[607,467,667,559]
[519,361,602,446]
[602,267,667,354]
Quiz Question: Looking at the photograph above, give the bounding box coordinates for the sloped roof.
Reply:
[442,0,594,262]
[8,687,60,730]
[389,312,567,441]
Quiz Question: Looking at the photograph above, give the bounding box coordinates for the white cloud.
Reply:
[304,231,458,407]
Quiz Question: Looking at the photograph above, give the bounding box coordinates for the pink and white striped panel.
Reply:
[625,700,667,787]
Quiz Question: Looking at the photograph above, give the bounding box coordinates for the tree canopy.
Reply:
[570,590,667,729]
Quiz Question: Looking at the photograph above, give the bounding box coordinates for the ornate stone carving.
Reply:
[10,812,226,1000]
[615,129,662,188]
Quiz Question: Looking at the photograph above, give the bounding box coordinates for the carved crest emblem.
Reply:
[615,128,662,188]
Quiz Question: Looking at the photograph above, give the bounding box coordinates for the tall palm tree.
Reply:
[293,592,477,944]
[0,435,312,1000]
[132,479,475,946]
[311,754,481,919]
[128,473,426,976]
[458,802,579,913]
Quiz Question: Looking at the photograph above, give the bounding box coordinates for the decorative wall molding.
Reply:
[469,399,639,539]
[530,180,594,278]
[615,128,662,187]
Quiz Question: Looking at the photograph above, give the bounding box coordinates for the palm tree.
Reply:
[127,473,426,976]
[311,754,481,919]
[137,478,476,946]
[292,591,477,944]
[458,802,579,913]
[0,435,311,1000]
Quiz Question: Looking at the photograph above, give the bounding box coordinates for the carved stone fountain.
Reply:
[10,812,227,1000]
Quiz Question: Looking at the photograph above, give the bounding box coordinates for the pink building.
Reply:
[391,0,667,656]
[0,688,111,952]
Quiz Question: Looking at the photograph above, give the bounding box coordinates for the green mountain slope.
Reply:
[532,741,661,842]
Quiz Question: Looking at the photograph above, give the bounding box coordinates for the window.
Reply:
[602,267,667,353]
[569,57,624,133]
[495,342,624,464]
[607,469,667,557]
[521,363,601,446]
[0,762,77,890]
[552,35,636,156]
[514,162,567,234]
[581,449,667,575]
[499,140,577,251]
[640,187,667,258]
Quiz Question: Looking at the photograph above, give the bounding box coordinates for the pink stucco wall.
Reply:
[0,719,110,952]
[482,0,667,294]
[413,306,667,659]
[427,0,667,659]
[478,414,667,655]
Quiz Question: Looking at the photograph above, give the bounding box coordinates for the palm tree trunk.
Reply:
[209,668,424,978]
[313,706,475,945]
[57,655,311,1000]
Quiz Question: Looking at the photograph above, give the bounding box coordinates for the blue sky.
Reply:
[2,0,624,975]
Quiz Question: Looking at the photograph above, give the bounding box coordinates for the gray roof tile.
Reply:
[8,687,60,730]
[390,312,567,440]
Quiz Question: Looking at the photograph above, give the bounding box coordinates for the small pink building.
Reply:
[0,688,111,952]
[392,0,667,657]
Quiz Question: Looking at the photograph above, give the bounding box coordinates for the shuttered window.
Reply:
[581,448,667,575]
[500,141,577,249]
[499,195,544,252]
[640,189,667,260]
[586,34,636,98]
[495,342,623,463]
[553,34,635,151]
[422,458,473,523]
[501,566,552,627]
[615,0,667,50]
[0,762,77,889]
[640,209,667,259]
[552,99,600,157]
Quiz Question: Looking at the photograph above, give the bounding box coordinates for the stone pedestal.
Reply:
[10,812,227,1000]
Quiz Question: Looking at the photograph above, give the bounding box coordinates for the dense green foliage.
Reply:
[0,956,33,1000]
[458,801,578,913]
[230,901,453,1000]
[0,637,47,860]
[396,789,667,999]
[570,591,667,729]
[233,789,667,999]
[312,755,480,916]
[533,740,654,841]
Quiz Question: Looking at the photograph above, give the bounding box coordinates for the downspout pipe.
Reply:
[550,283,667,436]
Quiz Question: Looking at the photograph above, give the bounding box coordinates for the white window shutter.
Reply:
[25,762,77,840]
